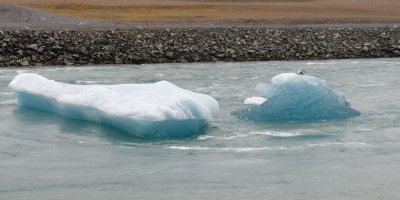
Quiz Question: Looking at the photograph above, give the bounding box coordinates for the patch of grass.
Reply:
[29,3,221,22]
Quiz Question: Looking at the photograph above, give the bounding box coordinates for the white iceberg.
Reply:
[9,73,219,138]
[233,73,360,121]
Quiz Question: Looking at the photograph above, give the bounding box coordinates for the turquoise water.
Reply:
[1,58,400,199]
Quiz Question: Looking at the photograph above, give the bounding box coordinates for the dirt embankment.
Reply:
[1,0,400,24]
[1,2,400,30]
[0,2,136,30]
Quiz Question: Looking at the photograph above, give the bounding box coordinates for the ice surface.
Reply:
[233,73,360,121]
[9,73,219,138]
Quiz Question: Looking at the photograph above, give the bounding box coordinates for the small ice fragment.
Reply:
[244,97,266,105]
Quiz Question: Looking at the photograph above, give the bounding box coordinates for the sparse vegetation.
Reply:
[130,31,136,38]
[0,0,399,23]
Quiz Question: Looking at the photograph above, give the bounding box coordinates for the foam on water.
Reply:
[358,83,386,88]
[16,70,29,74]
[166,146,275,152]
[115,145,135,149]
[233,73,361,121]
[0,99,17,105]
[305,142,368,147]
[1,92,13,95]
[249,131,303,137]
[166,142,367,152]
[75,80,110,84]
[198,131,302,140]
[154,73,165,77]
[9,73,219,138]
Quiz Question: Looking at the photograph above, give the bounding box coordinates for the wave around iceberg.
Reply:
[9,73,219,138]
[232,73,360,121]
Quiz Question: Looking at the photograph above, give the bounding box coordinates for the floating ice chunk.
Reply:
[233,73,360,121]
[9,73,219,138]
[244,97,266,105]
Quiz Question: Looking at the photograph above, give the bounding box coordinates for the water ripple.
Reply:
[166,142,368,152]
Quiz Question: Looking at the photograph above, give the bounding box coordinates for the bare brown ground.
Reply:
[1,0,400,23]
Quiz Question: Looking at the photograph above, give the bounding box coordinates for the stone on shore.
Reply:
[0,27,400,67]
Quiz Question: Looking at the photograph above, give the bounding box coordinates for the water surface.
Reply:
[1,58,400,199]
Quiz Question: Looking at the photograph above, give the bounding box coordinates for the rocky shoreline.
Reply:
[1,27,400,67]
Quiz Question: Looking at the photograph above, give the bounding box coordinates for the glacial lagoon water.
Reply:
[1,58,400,199]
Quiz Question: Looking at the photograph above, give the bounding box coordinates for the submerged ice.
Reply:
[233,73,360,121]
[9,73,219,138]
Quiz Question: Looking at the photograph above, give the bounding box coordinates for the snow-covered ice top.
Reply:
[10,73,218,121]
[10,73,219,137]
[233,73,360,121]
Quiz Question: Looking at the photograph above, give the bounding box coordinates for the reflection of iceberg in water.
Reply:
[233,73,360,121]
[9,73,219,138]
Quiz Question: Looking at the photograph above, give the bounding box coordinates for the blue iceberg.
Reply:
[9,73,219,138]
[233,73,360,121]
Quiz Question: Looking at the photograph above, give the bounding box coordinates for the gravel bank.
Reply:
[1,27,400,67]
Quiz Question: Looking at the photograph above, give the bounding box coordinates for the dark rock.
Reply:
[217,54,225,58]
[51,45,63,51]
[306,50,314,56]
[166,51,174,59]
[363,42,371,47]
[19,60,30,66]
[64,59,75,65]
[27,44,38,51]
